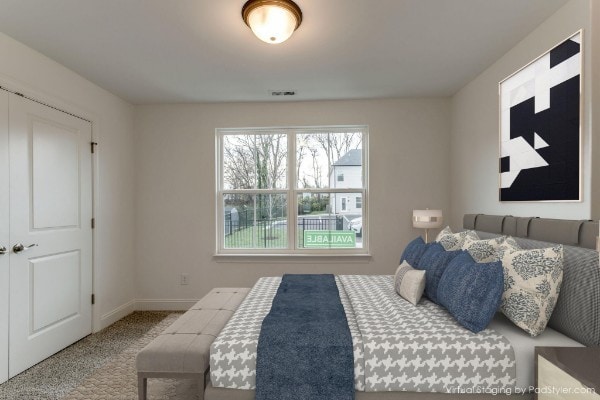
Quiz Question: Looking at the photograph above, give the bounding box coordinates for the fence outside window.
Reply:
[224,207,348,249]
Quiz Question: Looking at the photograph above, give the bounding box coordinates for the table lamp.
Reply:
[413,209,443,243]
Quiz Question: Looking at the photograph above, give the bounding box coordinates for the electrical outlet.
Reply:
[180,273,189,285]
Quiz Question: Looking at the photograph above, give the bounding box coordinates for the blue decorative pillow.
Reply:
[417,244,462,304]
[437,252,504,333]
[399,237,429,266]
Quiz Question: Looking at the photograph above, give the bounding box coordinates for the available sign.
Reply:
[303,230,356,248]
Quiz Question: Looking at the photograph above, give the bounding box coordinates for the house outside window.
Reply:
[217,126,368,255]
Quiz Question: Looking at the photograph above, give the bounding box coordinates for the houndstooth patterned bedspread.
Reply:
[210,276,365,390]
[210,275,516,393]
[340,275,516,392]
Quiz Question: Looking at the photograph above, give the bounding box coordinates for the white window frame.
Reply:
[216,125,369,256]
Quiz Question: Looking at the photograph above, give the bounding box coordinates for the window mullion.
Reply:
[288,131,296,251]
[217,134,224,252]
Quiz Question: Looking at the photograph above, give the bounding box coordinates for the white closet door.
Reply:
[8,94,93,378]
[0,90,9,384]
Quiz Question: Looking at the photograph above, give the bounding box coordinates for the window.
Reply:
[217,126,368,254]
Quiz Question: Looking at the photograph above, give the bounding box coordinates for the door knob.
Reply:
[13,243,38,254]
[0,246,6,255]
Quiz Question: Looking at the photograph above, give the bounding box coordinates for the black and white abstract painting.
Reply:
[499,32,581,201]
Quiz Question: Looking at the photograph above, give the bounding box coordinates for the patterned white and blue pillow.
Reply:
[435,226,452,241]
[435,226,480,251]
[502,236,520,250]
[498,245,564,336]
[461,236,505,263]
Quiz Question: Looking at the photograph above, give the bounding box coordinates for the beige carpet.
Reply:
[0,311,200,400]
[64,314,199,400]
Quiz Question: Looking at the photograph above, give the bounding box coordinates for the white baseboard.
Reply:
[135,299,199,311]
[96,299,198,331]
[99,299,136,330]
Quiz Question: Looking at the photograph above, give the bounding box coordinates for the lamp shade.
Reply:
[413,209,443,229]
[242,0,302,44]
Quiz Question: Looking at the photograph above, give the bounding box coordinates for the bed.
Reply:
[206,215,600,400]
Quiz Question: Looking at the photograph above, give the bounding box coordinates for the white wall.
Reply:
[3,0,594,318]
[0,32,136,331]
[134,99,450,305]
[449,0,597,228]
[591,0,600,219]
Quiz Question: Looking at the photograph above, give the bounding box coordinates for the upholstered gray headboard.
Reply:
[463,214,598,250]
[463,214,599,347]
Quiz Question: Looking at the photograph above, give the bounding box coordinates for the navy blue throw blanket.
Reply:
[256,274,354,400]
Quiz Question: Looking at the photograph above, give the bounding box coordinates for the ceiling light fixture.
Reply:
[242,0,302,44]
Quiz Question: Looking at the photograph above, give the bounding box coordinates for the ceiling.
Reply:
[0,0,569,104]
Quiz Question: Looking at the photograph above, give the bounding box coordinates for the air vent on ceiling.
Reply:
[270,90,296,96]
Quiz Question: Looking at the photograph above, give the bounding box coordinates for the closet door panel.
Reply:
[8,94,93,378]
[0,90,8,385]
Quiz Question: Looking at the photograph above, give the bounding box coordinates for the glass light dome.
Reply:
[242,0,302,44]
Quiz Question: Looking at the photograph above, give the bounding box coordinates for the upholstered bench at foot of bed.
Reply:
[136,287,250,400]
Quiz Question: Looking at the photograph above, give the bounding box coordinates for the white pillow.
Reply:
[394,261,426,306]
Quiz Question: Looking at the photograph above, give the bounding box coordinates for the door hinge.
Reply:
[91,218,95,229]
[91,294,95,305]
[91,142,98,153]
